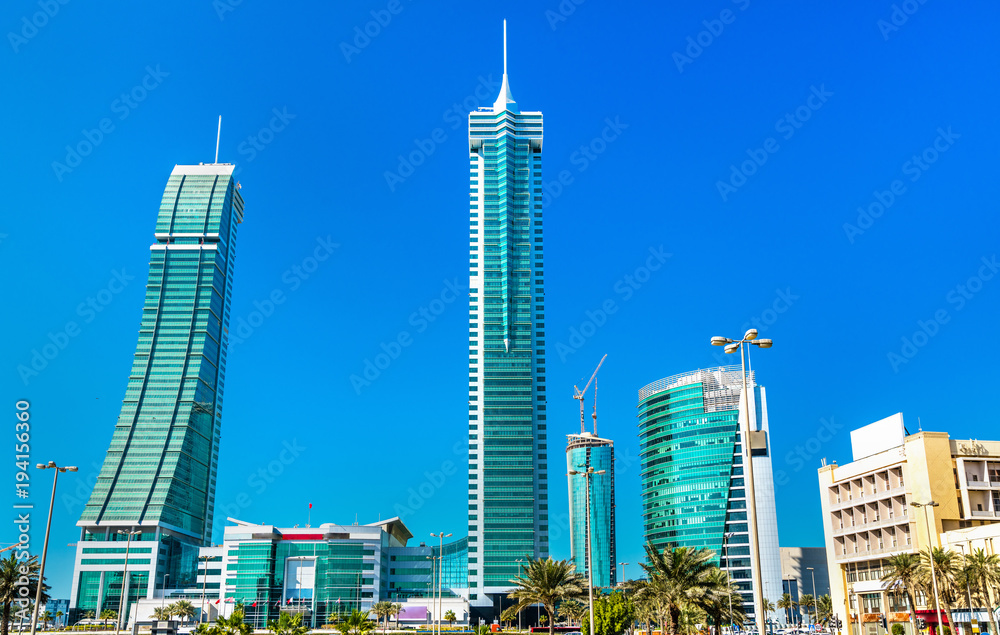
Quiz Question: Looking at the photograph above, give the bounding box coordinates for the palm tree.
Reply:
[370,602,393,633]
[921,548,962,634]
[267,612,309,635]
[883,553,923,635]
[508,557,587,635]
[83,610,95,620]
[391,603,403,630]
[0,553,48,635]
[55,610,63,629]
[171,600,197,625]
[152,607,171,620]
[558,600,587,626]
[798,594,815,625]
[963,549,1000,635]
[215,605,252,635]
[335,609,376,635]
[700,569,745,633]
[639,543,718,635]
[41,610,53,629]
[444,610,456,627]
[815,595,833,626]
[99,610,118,629]
[777,594,797,626]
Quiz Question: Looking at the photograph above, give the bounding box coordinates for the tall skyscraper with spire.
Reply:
[70,163,245,621]
[467,21,547,612]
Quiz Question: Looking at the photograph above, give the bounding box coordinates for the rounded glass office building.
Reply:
[637,365,782,620]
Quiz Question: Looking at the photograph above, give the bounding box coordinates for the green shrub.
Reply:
[892,624,905,635]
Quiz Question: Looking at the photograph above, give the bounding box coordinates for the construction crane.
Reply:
[573,354,607,434]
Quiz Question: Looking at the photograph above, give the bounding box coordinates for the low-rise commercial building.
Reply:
[818,414,1000,635]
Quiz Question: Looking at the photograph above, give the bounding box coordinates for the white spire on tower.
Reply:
[493,19,518,113]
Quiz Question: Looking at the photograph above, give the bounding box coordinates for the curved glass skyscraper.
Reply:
[637,365,781,622]
[566,433,616,587]
[71,163,245,620]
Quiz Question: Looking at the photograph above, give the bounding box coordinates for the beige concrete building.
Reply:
[818,414,1000,635]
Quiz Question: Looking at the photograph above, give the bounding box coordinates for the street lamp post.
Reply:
[569,466,605,635]
[516,559,525,631]
[115,528,141,635]
[427,555,437,630]
[807,567,817,625]
[199,555,212,624]
[431,532,451,635]
[618,562,628,586]
[162,574,170,611]
[30,462,77,635]
[912,502,943,635]
[711,329,773,635]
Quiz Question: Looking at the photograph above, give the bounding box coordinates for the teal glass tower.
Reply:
[467,22,547,610]
[71,163,245,619]
[637,366,782,622]
[566,433,616,588]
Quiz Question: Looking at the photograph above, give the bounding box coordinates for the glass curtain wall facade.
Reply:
[467,37,547,606]
[388,537,469,600]
[71,164,245,620]
[637,365,782,622]
[566,434,616,587]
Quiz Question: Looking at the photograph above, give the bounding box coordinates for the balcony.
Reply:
[831,512,910,537]
[830,484,907,510]
[970,510,1000,518]
[835,543,912,562]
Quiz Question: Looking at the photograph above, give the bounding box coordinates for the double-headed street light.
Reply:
[430,532,451,635]
[711,329,773,635]
[912,502,943,634]
[569,466,605,635]
[30,462,77,635]
[618,562,628,586]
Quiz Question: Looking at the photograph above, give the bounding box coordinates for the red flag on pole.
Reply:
[251,602,257,608]
[309,503,312,509]
[214,599,221,605]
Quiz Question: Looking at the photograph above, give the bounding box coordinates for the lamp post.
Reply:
[427,555,436,630]
[712,329,772,633]
[199,555,212,624]
[618,562,628,586]
[162,574,170,611]
[807,567,817,626]
[569,466,605,635]
[431,532,451,635]
[115,527,141,635]
[912,502,943,635]
[711,329,773,635]
[516,559,525,631]
[30,462,77,635]
[723,533,735,635]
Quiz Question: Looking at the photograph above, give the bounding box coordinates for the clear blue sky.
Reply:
[2,0,999,600]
